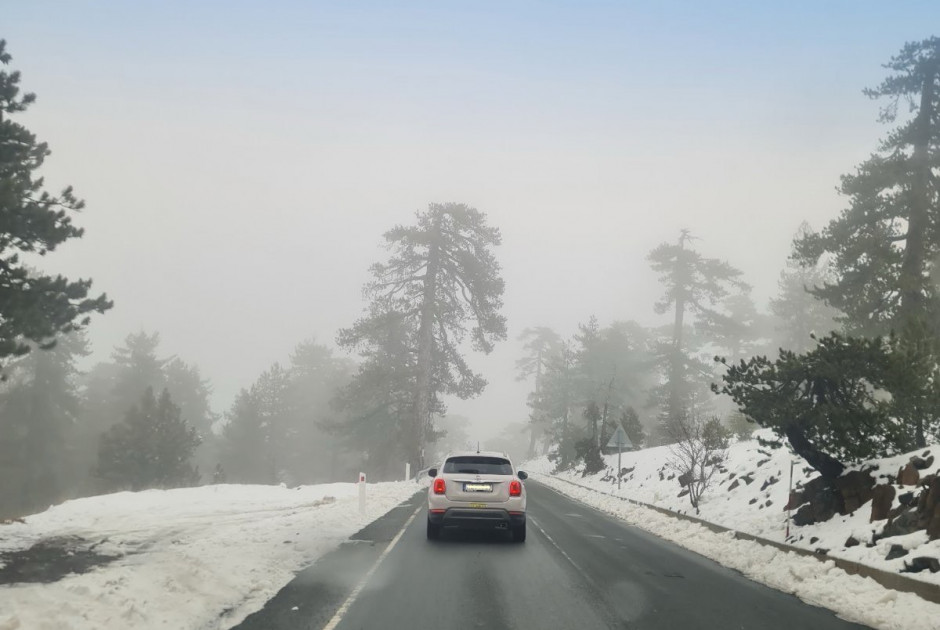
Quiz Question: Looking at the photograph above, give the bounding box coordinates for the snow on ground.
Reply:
[524,429,940,587]
[0,481,419,630]
[532,475,940,630]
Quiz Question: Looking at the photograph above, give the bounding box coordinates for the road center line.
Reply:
[321,503,423,630]
[529,516,599,590]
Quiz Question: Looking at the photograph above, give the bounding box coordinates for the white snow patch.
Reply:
[0,481,419,630]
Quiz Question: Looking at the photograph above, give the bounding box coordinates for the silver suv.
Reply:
[426,451,528,542]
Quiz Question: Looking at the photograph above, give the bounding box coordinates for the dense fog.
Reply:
[2,4,938,518]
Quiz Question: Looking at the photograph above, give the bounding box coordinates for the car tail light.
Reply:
[509,480,522,497]
[433,478,446,495]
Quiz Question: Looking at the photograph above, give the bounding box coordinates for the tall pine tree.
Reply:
[339,203,506,469]
[648,230,748,437]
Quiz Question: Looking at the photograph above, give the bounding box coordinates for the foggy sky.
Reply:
[4,1,935,440]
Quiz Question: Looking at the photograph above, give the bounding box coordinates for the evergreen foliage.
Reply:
[96,387,201,491]
[648,230,748,437]
[794,38,940,337]
[339,203,506,469]
[770,223,842,353]
[714,334,899,480]
[0,40,111,371]
[0,333,88,517]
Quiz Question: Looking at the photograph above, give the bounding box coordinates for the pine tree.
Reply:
[0,41,110,372]
[283,340,353,482]
[714,335,898,480]
[770,223,841,353]
[339,203,506,469]
[219,388,268,483]
[334,311,425,479]
[794,38,940,447]
[648,230,748,436]
[164,358,218,474]
[96,388,201,491]
[515,327,562,456]
[0,332,88,517]
[794,38,940,337]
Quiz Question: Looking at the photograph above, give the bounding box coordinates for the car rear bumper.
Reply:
[428,507,526,530]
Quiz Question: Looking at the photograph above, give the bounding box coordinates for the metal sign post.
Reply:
[605,426,633,491]
[618,442,622,490]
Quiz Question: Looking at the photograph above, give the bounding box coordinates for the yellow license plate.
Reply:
[469,503,487,508]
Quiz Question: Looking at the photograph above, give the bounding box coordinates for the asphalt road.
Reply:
[234,481,870,630]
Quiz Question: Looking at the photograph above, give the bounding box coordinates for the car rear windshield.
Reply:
[443,456,513,475]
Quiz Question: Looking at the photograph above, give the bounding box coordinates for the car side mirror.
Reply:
[428,468,438,478]
[517,471,528,480]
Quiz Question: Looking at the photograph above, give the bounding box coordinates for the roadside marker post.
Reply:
[405,462,411,482]
[359,472,366,516]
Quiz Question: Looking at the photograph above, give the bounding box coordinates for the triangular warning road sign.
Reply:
[606,425,633,449]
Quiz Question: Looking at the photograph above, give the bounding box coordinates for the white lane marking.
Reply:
[587,534,605,539]
[529,516,599,590]
[565,512,584,518]
[321,503,423,630]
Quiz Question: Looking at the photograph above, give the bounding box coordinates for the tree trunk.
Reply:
[900,61,937,449]
[784,424,845,480]
[412,212,443,470]
[669,232,688,426]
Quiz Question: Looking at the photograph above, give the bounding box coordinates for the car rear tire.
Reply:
[427,518,440,540]
[512,522,526,543]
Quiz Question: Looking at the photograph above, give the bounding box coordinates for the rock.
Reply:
[728,479,740,491]
[902,557,940,573]
[667,474,675,481]
[927,503,940,541]
[898,491,916,507]
[877,509,921,540]
[749,497,758,505]
[911,455,934,470]
[898,464,920,486]
[810,536,819,544]
[885,544,909,561]
[756,458,770,468]
[619,466,635,477]
[677,489,690,498]
[784,490,805,511]
[741,474,755,486]
[870,484,896,522]
[728,472,737,480]
[845,536,860,548]
[924,476,940,514]
[796,476,844,524]
[836,470,876,514]
[765,500,773,507]
[793,504,815,526]
[760,476,778,491]
[677,472,692,487]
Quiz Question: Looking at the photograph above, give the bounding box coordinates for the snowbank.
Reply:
[0,481,419,630]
